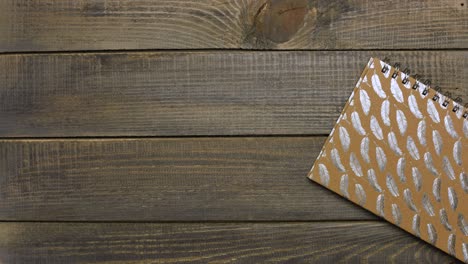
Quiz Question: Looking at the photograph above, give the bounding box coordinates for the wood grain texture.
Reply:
[1,51,467,137]
[0,137,376,221]
[0,222,461,263]
[0,0,467,52]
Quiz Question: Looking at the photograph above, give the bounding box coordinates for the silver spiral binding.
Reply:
[381,58,468,119]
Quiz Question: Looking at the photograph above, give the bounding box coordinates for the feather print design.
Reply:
[360,89,371,116]
[390,78,404,103]
[427,99,441,123]
[351,111,366,136]
[444,115,459,139]
[463,243,468,263]
[355,184,366,206]
[453,140,462,166]
[396,110,407,136]
[447,234,456,256]
[388,132,403,156]
[447,187,458,210]
[386,174,399,197]
[396,158,406,182]
[407,136,420,160]
[422,194,435,217]
[376,146,387,172]
[412,214,421,237]
[427,223,437,245]
[370,115,384,140]
[360,137,370,164]
[392,204,402,226]
[308,58,468,263]
[443,156,455,181]
[340,174,349,198]
[381,100,391,126]
[339,126,350,152]
[318,164,330,187]
[411,167,422,191]
[417,120,427,146]
[408,94,423,119]
[376,194,385,217]
[432,130,443,156]
[371,73,387,98]
[331,148,345,172]
[350,152,363,177]
[367,169,382,192]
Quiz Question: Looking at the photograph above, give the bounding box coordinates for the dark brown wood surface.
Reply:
[1,0,467,262]
[1,51,466,137]
[0,222,460,263]
[0,0,467,52]
[0,137,375,221]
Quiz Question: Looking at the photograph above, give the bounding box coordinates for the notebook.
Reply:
[308,57,468,262]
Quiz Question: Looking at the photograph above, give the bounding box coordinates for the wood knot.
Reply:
[252,0,311,44]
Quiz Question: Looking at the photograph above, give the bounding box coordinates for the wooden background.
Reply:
[0,0,467,262]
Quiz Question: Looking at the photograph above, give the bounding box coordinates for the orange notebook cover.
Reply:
[308,58,468,262]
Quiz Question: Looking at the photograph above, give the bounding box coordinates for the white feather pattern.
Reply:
[447,234,456,256]
[433,178,441,202]
[350,152,363,177]
[370,116,383,140]
[354,183,366,206]
[340,174,349,198]
[371,73,387,98]
[432,130,443,156]
[458,214,468,236]
[403,188,417,211]
[376,194,385,217]
[417,120,427,146]
[427,99,441,123]
[424,152,438,176]
[386,174,399,197]
[396,110,407,136]
[412,214,421,237]
[388,132,402,155]
[381,100,391,126]
[453,140,462,166]
[318,164,330,186]
[351,111,366,136]
[396,158,406,182]
[443,156,455,180]
[448,187,458,210]
[422,194,435,217]
[444,115,459,139]
[407,136,420,160]
[412,167,422,191]
[392,204,401,226]
[367,169,382,192]
[408,94,423,119]
[390,78,404,103]
[339,126,350,152]
[463,243,468,263]
[331,148,346,172]
[440,209,453,231]
[360,137,370,164]
[461,172,468,193]
[376,146,387,172]
[360,89,371,116]
[427,223,437,245]
[464,120,468,138]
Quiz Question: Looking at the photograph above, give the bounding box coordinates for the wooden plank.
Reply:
[0,137,375,221]
[1,51,466,137]
[0,0,467,52]
[0,222,460,263]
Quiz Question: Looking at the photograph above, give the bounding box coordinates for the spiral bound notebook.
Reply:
[308,57,468,262]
